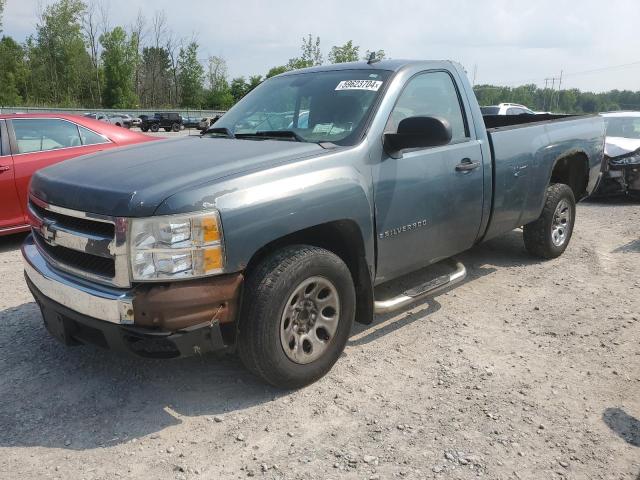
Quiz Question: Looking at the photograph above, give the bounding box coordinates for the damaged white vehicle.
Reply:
[598,112,640,197]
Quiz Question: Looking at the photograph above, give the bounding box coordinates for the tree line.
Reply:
[0,0,385,109]
[473,83,640,113]
[1,0,638,113]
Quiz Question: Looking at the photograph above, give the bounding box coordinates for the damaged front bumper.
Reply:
[23,235,243,358]
[597,153,640,197]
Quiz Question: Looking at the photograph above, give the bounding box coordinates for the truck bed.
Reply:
[483,113,579,130]
[481,114,605,241]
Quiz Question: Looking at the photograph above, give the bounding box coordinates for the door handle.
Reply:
[455,159,481,172]
[0,165,10,173]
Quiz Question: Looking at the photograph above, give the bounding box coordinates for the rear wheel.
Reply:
[523,183,576,259]
[238,245,355,388]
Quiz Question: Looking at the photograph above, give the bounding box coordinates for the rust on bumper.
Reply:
[132,273,243,331]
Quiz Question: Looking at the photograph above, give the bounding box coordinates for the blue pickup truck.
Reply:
[23,60,605,387]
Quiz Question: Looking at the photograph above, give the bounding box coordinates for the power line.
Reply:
[563,60,640,78]
[500,60,640,87]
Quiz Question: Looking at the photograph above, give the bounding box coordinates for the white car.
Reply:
[82,112,135,128]
[597,111,640,196]
[480,103,536,115]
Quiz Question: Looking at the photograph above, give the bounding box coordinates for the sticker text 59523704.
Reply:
[335,80,383,91]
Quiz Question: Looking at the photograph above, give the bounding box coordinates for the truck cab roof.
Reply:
[276,59,461,76]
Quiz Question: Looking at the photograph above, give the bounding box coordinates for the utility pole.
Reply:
[543,78,551,110]
[556,70,563,111]
[472,64,478,86]
[543,75,562,112]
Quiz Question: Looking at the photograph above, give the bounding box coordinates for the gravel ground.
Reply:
[0,197,638,480]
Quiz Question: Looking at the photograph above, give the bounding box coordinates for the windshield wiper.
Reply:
[205,127,235,138]
[235,130,304,142]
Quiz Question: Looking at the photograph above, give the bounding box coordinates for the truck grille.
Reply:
[29,202,115,237]
[28,196,129,288]
[33,235,116,278]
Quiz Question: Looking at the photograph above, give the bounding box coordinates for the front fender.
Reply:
[155,145,376,275]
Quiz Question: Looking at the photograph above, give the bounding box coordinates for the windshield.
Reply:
[210,69,392,145]
[604,117,640,139]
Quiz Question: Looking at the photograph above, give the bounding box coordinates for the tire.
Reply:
[141,126,149,132]
[115,122,121,127]
[171,123,180,132]
[238,245,355,388]
[523,183,576,259]
[150,124,159,133]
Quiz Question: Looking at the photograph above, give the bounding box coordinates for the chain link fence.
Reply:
[0,106,227,118]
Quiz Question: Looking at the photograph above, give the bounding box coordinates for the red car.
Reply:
[0,113,157,235]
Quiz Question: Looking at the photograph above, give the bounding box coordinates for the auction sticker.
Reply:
[335,80,383,91]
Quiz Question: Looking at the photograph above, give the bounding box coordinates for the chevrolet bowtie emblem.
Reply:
[41,220,56,244]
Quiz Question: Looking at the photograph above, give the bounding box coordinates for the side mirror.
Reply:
[383,116,452,158]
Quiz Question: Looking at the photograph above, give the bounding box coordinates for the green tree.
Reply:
[100,26,138,108]
[329,40,359,64]
[28,0,93,106]
[301,34,322,65]
[140,46,171,107]
[230,77,248,102]
[177,41,204,107]
[286,34,322,70]
[363,49,386,62]
[207,55,228,92]
[204,56,233,109]
[472,83,640,114]
[266,65,287,78]
[204,79,234,109]
[247,75,262,93]
[0,36,28,105]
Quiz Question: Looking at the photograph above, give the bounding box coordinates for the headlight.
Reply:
[129,211,224,281]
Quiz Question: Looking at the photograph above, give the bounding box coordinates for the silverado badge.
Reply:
[378,219,428,239]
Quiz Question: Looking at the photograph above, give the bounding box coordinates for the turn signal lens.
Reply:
[204,246,223,270]
[200,217,221,243]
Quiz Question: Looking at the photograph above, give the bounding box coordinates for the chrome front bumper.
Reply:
[22,235,134,324]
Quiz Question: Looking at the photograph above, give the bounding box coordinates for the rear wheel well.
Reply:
[550,153,589,200]
[244,221,374,325]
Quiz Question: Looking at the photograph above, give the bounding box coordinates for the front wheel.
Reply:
[150,124,160,133]
[171,123,180,132]
[523,183,576,259]
[238,245,355,388]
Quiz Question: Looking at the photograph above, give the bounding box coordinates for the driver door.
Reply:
[373,70,485,282]
[0,121,24,230]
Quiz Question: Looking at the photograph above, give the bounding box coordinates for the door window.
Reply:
[78,125,110,146]
[12,119,83,154]
[386,71,469,142]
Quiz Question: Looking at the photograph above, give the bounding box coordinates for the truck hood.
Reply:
[604,136,640,158]
[30,136,325,217]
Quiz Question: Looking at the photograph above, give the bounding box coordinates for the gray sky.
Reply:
[4,0,639,92]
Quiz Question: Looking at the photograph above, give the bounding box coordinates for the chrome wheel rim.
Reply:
[551,199,572,247]
[280,276,340,364]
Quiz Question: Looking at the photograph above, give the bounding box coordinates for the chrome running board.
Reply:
[373,259,467,314]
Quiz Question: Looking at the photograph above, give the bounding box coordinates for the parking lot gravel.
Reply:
[0,197,638,480]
